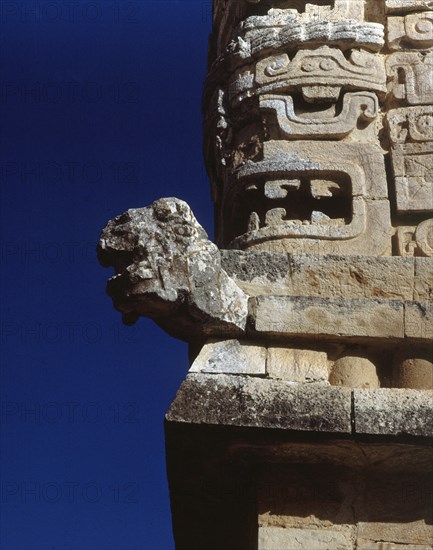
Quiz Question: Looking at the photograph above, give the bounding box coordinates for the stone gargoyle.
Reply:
[97,197,248,340]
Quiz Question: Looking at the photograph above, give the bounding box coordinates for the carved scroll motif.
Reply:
[387,105,433,143]
[260,92,378,139]
[230,47,387,105]
[386,52,433,104]
[387,11,433,50]
[396,219,433,256]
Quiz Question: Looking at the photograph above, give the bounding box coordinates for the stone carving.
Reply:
[396,219,433,256]
[98,198,248,338]
[386,0,433,12]
[245,0,367,22]
[260,91,378,139]
[386,105,433,143]
[386,52,433,104]
[230,47,386,105]
[391,143,433,212]
[222,141,391,255]
[387,11,433,50]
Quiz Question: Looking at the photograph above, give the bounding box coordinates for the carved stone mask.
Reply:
[97,197,212,324]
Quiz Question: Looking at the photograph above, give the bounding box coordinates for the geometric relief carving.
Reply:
[386,52,433,104]
[386,105,433,143]
[253,47,386,103]
[396,219,433,256]
[386,0,433,12]
[229,47,386,106]
[244,21,385,59]
[391,143,433,212]
[223,141,391,255]
[260,92,379,139]
[387,12,433,50]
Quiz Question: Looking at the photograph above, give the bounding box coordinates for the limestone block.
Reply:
[231,48,386,106]
[396,222,433,257]
[98,198,248,339]
[221,251,415,300]
[189,339,266,375]
[267,347,329,383]
[405,301,433,341]
[166,373,353,433]
[390,144,433,213]
[387,12,433,50]
[260,91,378,139]
[357,521,433,546]
[258,526,350,550]
[386,0,433,13]
[387,52,433,104]
[353,388,433,437]
[414,257,433,300]
[358,541,432,550]
[386,106,433,144]
[287,254,414,300]
[329,356,380,389]
[252,296,405,340]
[393,356,433,389]
[226,141,392,255]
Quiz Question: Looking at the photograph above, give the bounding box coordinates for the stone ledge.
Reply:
[354,388,433,437]
[250,295,406,340]
[166,373,352,433]
[167,374,433,438]
[221,250,431,301]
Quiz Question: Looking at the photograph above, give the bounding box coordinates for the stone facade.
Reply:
[98,1,432,548]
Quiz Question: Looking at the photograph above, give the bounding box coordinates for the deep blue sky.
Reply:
[0,2,212,548]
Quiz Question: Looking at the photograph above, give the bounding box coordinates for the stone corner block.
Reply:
[353,388,433,437]
[166,373,352,434]
[189,339,266,375]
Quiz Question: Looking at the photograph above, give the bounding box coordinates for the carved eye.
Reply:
[319,59,336,71]
[415,18,432,35]
[301,60,317,72]
[174,224,196,238]
[415,114,433,137]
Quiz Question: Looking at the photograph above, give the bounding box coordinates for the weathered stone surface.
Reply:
[221,251,416,300]
[405,300,433,341]
[386,0,433,13]
[189,339,266,375]
[98,198,248,338]
[353,388,433,436]
[390,144,433,213]
[387,52,433,104]
[387,12,433,50]
[357,541,432,550]
[224,140,392,255]
[267,347,329,383]
[329,356,380,389]
[387,106,433,144]
[357,521,433,546]
[260,91,378,139]
[393,356,433,389]
[166,373,352,433]
[396,222,433,257]
[414,257,433,299]
[258,526,350,550]
[252,296,405,340]
[233,48,387,104]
